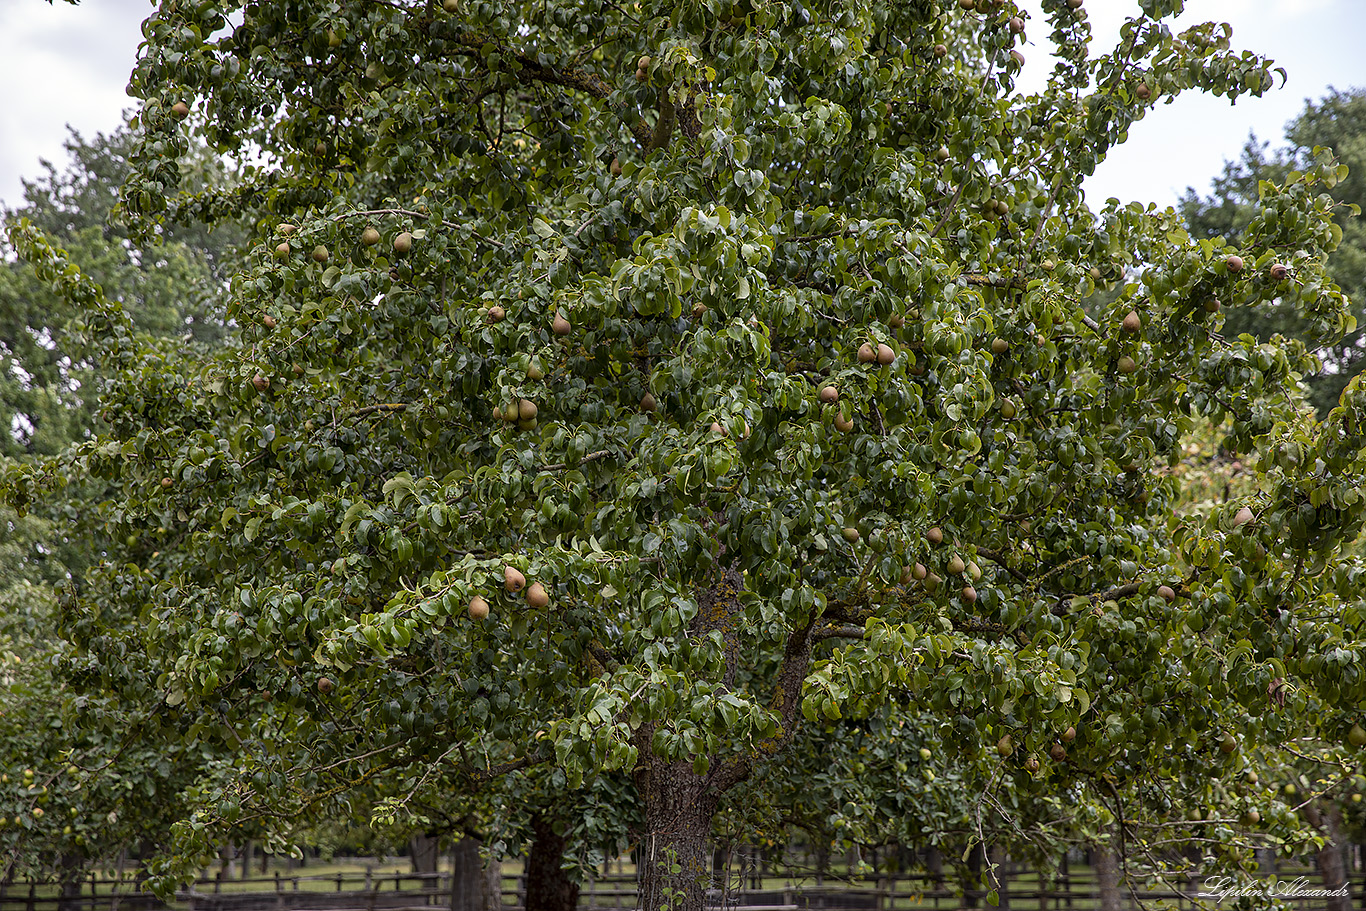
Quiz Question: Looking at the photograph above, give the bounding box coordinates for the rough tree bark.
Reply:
[56,853,84,911]
[1092,842,1122,911]
[1303,800,1352,911]
[410,833,440,875]
[450,835,500,911]
[524,811,580,911]
[630,566,818,911]
[633,760,717,911]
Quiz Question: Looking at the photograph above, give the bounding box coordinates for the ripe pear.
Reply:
[857,343,876,364]
[504,566,527,593]
[518,399,538,421]
[996,734,1014,757]
[526,362,545,381]
[171,101,190,118]
[1157,585,1176,603]
[362,226,381,246]
[1269,263,1289,281]
[552,312,571,335]
[912,562,928,581]
[1117,355,1137,374]
[251,374,271,392]
[1233,506,1255,527]
[1121,310,1142,333]
[1024,755,1039,772]
[819,385,839,404]
[262,314,278,329]
[1009,16,1024,33]
[640,392,657,412]
[841,527,861,543]
[947,554,966,575]
[961,585,977,604]
[526,582,549,608]
[610,157,623,177]
[876,343,895,365]
[991,337,1008,354]
[1061,725,1076,743]
[317,677,335,694]
[1348,723,1366,749]
[468,596,490,620]
[1050,743,1067,762]
[274,242,291,258]
[833,413,854,432]
[487,305,505,323]
[1225,254,1244,273]
[1204,297,1221,313]
[710,421,727,436]
[926,526,944,545]
[393,232,413,255]
[1135,82,1151,100]
[966,560,982,582]
[312,245,330,263]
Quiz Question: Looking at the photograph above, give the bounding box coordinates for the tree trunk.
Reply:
[56,853,84,911]
[410,833,440,875]
[962,843,983,909]
[1092,842,1122,911]
[525,812,579,911]
[1304,801,1352,911]
[635,761,716,911]
[450,835,499,911]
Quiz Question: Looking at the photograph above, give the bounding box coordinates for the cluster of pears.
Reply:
[818,384,854,432]
[468,565,549,619]
[996,724,1076,774]
[901,527,980,604]
[498,398,539,431]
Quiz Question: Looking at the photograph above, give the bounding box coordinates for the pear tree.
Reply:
[8,0,1366,905]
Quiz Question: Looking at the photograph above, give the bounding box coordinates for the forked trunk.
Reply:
[636,761,716,911]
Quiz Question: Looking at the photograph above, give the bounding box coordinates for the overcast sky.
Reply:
[1,0,1363,214]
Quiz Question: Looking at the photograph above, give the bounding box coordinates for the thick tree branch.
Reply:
[812,624,866,641]
[454,33,653,149]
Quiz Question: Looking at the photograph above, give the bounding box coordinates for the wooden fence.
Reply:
[2,860,1364,911]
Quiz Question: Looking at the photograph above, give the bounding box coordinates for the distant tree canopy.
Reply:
[0,120,246,880]
[1181,86,1366,416]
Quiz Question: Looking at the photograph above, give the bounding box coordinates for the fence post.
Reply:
[274,872,283,911]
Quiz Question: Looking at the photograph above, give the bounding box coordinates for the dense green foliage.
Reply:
[1181,87,1365,415]
[0,123,243,878]
[5,1,1366,906]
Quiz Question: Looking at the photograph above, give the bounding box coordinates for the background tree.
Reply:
[0,121,245,880]
[7,2,1366,909]
[1180,86,1365,416]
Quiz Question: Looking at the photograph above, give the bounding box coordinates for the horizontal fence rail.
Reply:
[3,856,1364,911]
